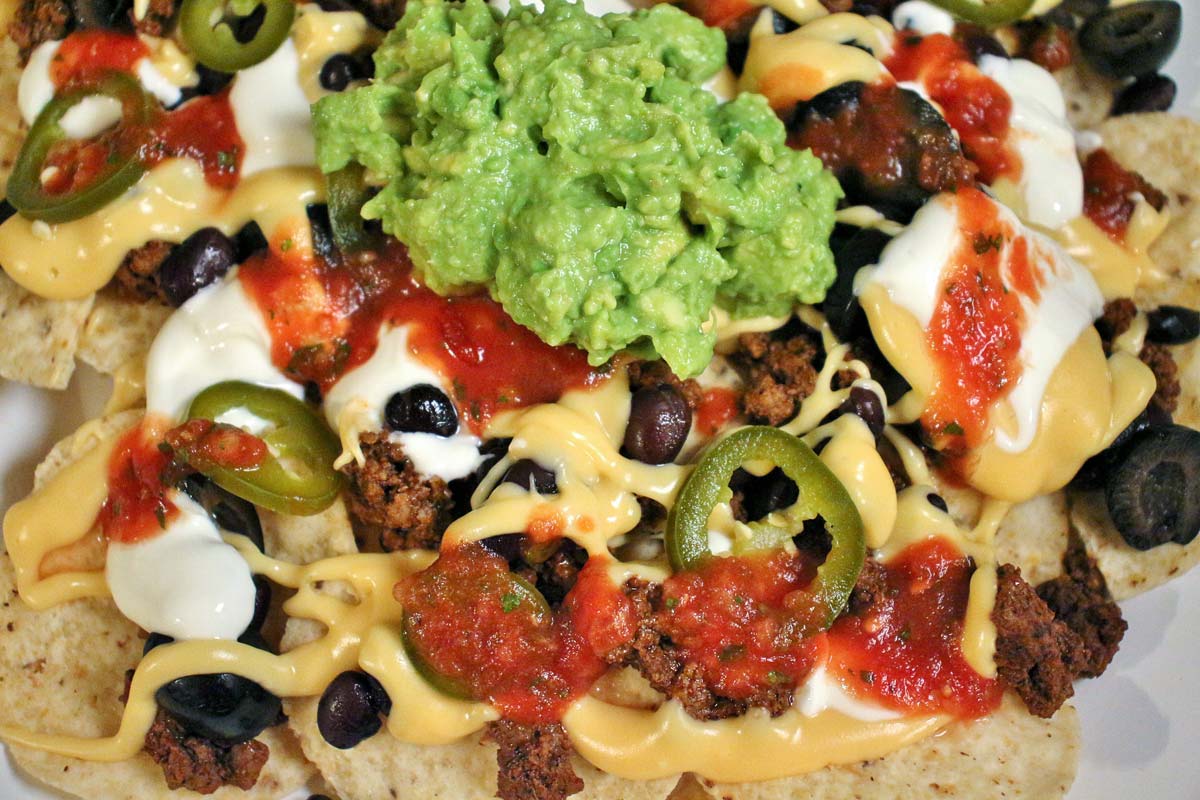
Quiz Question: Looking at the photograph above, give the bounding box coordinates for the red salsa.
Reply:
[142,89,244,190]
[51,30,150,88]
[100,419,178,545]
[658,550,825,699]
[396,543,610,724]
[1082,148,1168,242]
[238,238,607,434]
[923,187,1035,451]
[886,33,1018,184]
[827,537,1002,719]
[162,418,268,472]
[695,386,740,437]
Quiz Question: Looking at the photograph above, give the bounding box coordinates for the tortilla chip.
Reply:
[76,289,172,376]
[0,415,317,799]
[693,695,1077,800]
[287,678,1076,800]
[0,270,95,389]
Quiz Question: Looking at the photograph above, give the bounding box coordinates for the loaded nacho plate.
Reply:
[1,0,1199,798]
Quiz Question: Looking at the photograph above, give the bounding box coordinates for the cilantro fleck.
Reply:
[860,670,875,685]
[973,232,1004,254]
[217,150,235,169]
[500,593,521,613]
[154,503,168,529]
[718,644,746,662]
[280,239,293,252]
[664,597,680,610]
[942,421,964,436]
[898,626,912,642]
[767,670,789,685]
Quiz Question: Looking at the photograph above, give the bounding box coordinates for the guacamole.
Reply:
[313,0,840,377]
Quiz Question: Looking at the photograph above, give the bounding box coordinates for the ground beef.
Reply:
[340,432,453,551]
[508,539,588,607]
[603,578,794,721]
[10,0,72,61]
[484,720,583,800]
[133,0,178,35]
[144,710,269,794]
[113,240,175,304]
[729,325,822,426]
[1037,537,1126,679]
[626,360,703,410]
[847,558,891,617]
[1096,298,1137,346]
[1140,342,1181,415]
[991,563,1086,718]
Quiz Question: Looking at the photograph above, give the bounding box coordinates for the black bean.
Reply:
[824,225,892,344]
[234,221,269,262]
[159,228,237,307]
[1079,1,1181,78]
[501,459,558,495]
[962,32,1009,64]
[385,384,459,436]
[927,493,948,513]
[320,53,371,92]
[449,438,510,516]
[622,384,691,465]
[837,386,886,438]
[317,671,391,749]
[0,200,16,224]
[179,473,265,551]
[143,632,174,656]
[1112,73,1177,115]
[1106,425,1200,549]
[306,203,339,264]
[794,515,832,561]
[175,64,235,106]
[1146,304,1199,344]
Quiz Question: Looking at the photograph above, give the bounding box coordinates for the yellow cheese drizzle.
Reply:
[0,159,323,300]
[293,4,380,103]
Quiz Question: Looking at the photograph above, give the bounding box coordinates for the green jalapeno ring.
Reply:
[927,0,1035,26]
[185,380,344,515]
[180,0,296,73]
[665,425,866,635]
[327,163,382,254]
[7,72,153,223]
[401,572,552,699]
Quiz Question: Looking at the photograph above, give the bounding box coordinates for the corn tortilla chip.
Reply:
[0,271,95,389]
[77,289,173,377]
[0,414,317,799]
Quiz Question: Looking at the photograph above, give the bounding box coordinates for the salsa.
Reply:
[1082,148,1168,242]
[396,544,610,724]
[50,30,150,88]
[238,237,606,435]
[886,33,1018,185]
[827,537,1003,719]
[923,187,1031,450]
[100,419,178,545]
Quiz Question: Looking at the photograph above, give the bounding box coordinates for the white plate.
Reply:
[4,11,1200,799]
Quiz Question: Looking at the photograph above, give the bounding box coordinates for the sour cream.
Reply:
[323,326,486,481]
[146,274,304,421]
[796,665,900,721]
[858,190,1104,453]
[228,39,317,177]
[891,1,956,36]
[18,39,182,133]
[977,55,1083,229]
[106,491,257,640]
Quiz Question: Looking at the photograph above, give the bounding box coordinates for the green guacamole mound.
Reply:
[312,0,841,377]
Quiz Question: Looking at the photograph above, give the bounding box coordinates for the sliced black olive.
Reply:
[1072,403,1171,490]
[248,575,272,633]
[1112,73,1176,114]
[449,437,510,517]
[0,200,16,225]
[159,228,237,307]
[501,459,558,495]
[317,670,392,749]
[622,384,691,465]
[1079,1,1181,78]
[1061,0,1110,17]
[175,65,235,106]
[962,31,1009,63]
[1146,305,1200,345]
[385,384,459,437]
[725,9,795,75]
[179,473,266,551]
[143,631,174,656]
[788,82,967,221]
[234,220,269,262]
[1105,424,1200,550]
[71,0,133,31]
[153,632,281,744]
[729,467,798,522]
[823,227,890,342]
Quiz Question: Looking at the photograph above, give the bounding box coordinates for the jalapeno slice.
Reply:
[401,571,551,699]
[7,72,153,223]
[327,163,380,254]
[666,426,865,633]
[180,0,296,73]
[185,381,343,515]
[928,0,1034,26]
